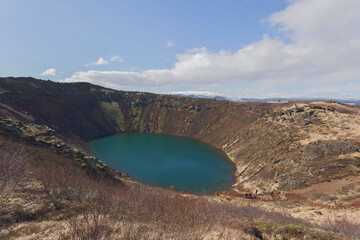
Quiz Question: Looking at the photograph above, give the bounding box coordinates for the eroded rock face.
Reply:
[1,77,360,193]
[302,140,359,162]
[0,116,114,179]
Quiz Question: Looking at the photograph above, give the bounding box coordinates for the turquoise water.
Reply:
[88,133,236,195]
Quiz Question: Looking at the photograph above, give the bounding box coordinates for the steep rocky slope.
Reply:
[0,77,359,194]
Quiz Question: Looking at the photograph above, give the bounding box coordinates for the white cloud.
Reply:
[40,68,56,76]
[299,84,360,96]
[110,56,124,62]
[85,57,108,67]
[66,0,360,92]
[166,40,175,48]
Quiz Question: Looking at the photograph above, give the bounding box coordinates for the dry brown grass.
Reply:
[33,163,91,209]
[321,216,360,239]
[0,141,353,240]
[31,163,331,239]
[0,143,28,193]
[66,183,120,240]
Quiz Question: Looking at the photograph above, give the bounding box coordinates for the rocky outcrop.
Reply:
[302,140,359,162]
[0,116,113,178]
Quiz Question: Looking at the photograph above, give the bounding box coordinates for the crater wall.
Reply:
[1,77,359,193]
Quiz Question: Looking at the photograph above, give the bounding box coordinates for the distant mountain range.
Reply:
[241,98,360,105]
[169,91,360,105]
[169,91,241,102]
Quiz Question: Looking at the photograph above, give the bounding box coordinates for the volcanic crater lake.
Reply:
[88,133,236,195]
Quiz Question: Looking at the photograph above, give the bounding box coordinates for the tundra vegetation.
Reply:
[0,143,28,193]
[0,140,359,240]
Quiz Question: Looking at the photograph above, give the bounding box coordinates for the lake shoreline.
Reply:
[88,133,237,195]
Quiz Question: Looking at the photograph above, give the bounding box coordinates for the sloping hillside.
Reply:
[0,77,359,194]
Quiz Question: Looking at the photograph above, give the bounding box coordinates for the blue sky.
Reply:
[1,0,360,98]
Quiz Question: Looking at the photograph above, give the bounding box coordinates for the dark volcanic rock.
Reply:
[248,227,263,240]
[302,140,359,162]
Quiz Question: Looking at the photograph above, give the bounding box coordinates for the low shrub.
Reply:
[0,143,28,193]
[322,216,360,239]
